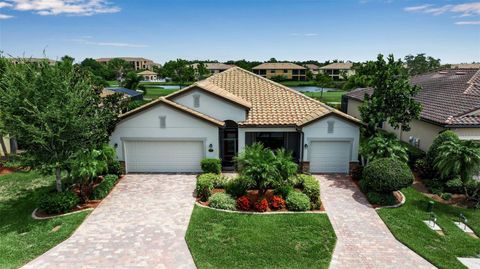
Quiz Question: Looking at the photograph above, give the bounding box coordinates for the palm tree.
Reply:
[435,140,480,182]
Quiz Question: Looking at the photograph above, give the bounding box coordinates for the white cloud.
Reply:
[455,20,480,25]
[4,0,120,16]
[0,12,13,18]
[69,37,149,48]
[404,2,480,17]
[0,1,12,8]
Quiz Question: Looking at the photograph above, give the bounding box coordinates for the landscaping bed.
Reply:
[185,205,336,269]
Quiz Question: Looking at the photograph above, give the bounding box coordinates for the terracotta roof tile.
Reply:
[320,62,353,70]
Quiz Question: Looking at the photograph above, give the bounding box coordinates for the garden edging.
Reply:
[375,190,406,210]
[195,201,326,215]
[31,207,93,220]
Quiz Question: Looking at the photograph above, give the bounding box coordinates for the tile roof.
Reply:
[320,62,353,70]
[252,62,306,70]
[119,97,224,126]
[137,70,157,75]
[305,64,320,70]
[451,63,480,69]
[203,67,360,126]
[345,68,480,127]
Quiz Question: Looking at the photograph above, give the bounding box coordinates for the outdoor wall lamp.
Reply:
[208,144,214,152]
[114,143,118,149]
[304,144,308,149]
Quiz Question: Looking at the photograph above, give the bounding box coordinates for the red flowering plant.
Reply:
[270,195,286,210]
[254,198,269,212]
[236,195,251,211]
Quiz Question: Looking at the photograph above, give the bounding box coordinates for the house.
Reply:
[451,63,480,69]
[191,63,233,75]
[252,63,307,81]
[109,67,361,173]
[138,70,158,81]
[319,62,355,80]
[96,57,160,71]
[101,87,144,101]
[342,68,480,151]
[305,64,320,75]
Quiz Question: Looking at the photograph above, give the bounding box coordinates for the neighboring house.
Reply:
[191,63,233,75]
[451,63,480,69]
[342,68,480,151]
[138,70,158,81]
[252,63,307,81]
[102,87,144,101]
[109,67,361,173]
[305,64,320,75]
[319,62,355,80]
[96,57,160,71]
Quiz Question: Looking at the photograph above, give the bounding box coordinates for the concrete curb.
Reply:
[375,190,406,210]
[32,207,93,220]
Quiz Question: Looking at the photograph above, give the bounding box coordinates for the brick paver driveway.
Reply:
[317,174,435,269]
[23,174,197,269]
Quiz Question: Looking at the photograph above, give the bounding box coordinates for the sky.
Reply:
[0,0,479,64]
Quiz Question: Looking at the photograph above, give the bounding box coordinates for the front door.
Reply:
[221,121,238,169]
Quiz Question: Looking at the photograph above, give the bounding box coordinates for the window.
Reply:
[327,121,335,134]
[159,116,166,128]
[193,94,200,108]
[284,69,288,73]
[270,70,276,74]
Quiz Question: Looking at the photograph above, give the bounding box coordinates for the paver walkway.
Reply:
[317,174,436,269]
[23,174,197,269]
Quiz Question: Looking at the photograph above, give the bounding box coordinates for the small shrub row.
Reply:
[196,173,216,201]
[286,192,310,211]
[225,176,254,198]
[201,158,222,174]
[366,192,397,206]
[91,174,119,200]
[301,175,321,210]
[208,193,236,210]
[39,191,80,214]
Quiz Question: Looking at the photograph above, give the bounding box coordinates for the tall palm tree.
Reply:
[435,140,480,181]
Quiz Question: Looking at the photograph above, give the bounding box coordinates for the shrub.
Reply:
[225,176,254,198]
[196,173,216,201]
[107,161,124,176]
[361,158,414,193]
[270,196,286,210]
[415,158,433,179]
[212,175,229,188]
[254,198,269,212]
[208,193,236,210]
[273,149,298,185]
[91,174,119,200]
[200,158,222,174]
[366,192,397,206]
[39,191,80,214]
[445,177,463,194]
[360,134,408,164]
[273,183,293,199]
[301,175,321,210]
[402,142,426,168]
[236,195,251,211]
[441,192,452,201]
[423,178,444,195]
[351,165,363,181]
[286,192,310,211]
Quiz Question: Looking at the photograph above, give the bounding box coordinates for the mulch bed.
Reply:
[199,188,325,212]
[412,174,472,208]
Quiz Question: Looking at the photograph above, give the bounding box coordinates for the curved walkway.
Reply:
[22,174,197,269]
[317,174,435,269]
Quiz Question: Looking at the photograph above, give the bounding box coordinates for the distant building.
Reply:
[319,62,355,80]
[191,63,234,75]
[101,87,144,101]
[10,57,57,65]
[451,63,480,69]
[304,64,320,75]
[96,57,160,71]
[252,62,307,81]
[138,70,158,81]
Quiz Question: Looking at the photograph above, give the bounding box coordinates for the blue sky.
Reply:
[0,0,479,64]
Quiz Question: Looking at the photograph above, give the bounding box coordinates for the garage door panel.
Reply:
[125,141,204,173]
[310,141,350,173]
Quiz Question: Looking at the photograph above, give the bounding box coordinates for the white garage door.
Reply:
[309,141,351,173]
[124,140,204,173]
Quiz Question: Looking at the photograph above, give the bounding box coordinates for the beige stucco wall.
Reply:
[451,128,480,141]
[0,137,11,156]
[346,99,362,120]
[383,119,444,152]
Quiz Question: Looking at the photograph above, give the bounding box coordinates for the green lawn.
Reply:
[0,172,89,269]
[144,87,178,100]
[378,187,480,269]
[304,91,346,103]
[185,205,336,269]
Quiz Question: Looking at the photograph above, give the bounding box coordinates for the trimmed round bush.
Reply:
[301,175,321,209]
[196,173,217,201]
[286,192,310,211]
[200,158,222,174]
[208,193,236,210]
[366,191,397,206]
[91,174,119,200]
[362,158,414,193]
[39,191,80,214]
[225,176,254,198]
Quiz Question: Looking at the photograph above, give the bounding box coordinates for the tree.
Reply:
[360,133,408,165]
[121,71,141,90]
[268,58,278,63]
[404,53,441,76]
[315,72,334,88]
[60,55,75,65]
[194,62,210,80]
[161,59,195,86]
[69,148,108,201]
[359,54,422,137]
[435,140,480,182]
[107,58,132,81]
[0,57,119,192]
